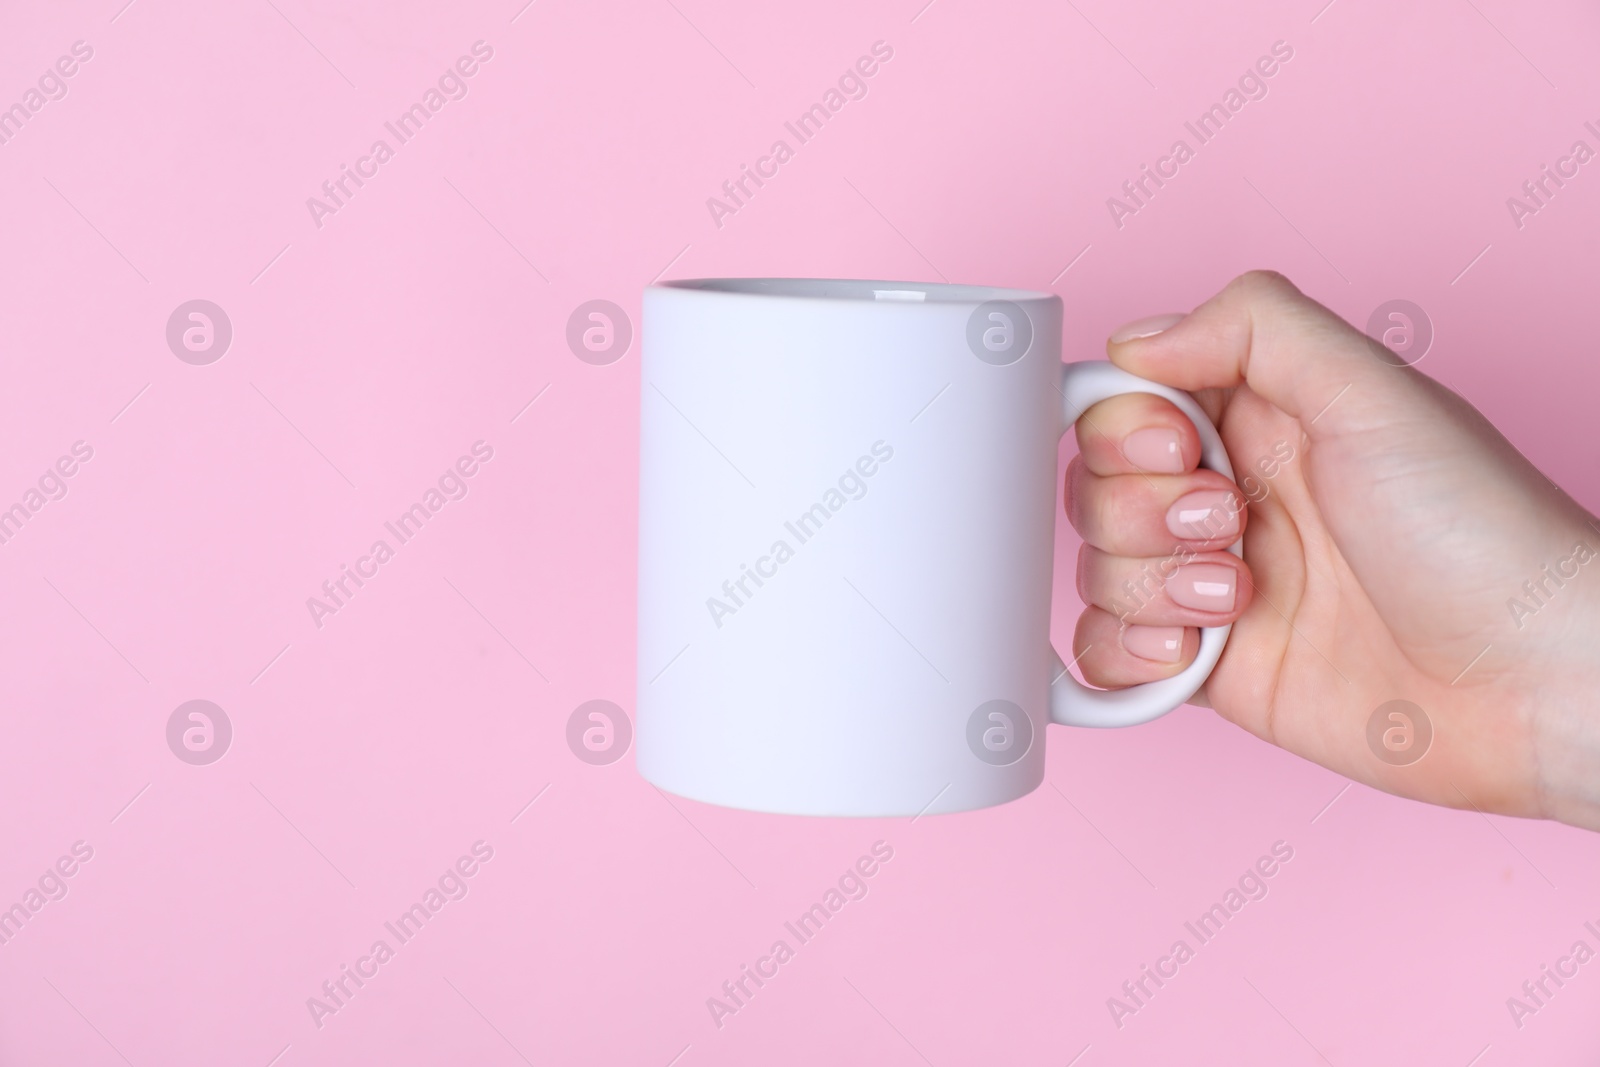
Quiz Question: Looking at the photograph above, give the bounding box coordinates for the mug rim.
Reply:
[651,277,1059,306]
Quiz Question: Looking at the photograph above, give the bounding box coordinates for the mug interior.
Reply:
[657,277,1055,305]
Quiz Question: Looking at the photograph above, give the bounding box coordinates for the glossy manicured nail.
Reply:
[1166,563,1236,612]
[1166,489,1242,541]
[1123,625,1185,663]
[1110,313,1186,343]
[1123,428,1185,473]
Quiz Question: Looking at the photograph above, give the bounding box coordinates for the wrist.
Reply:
[1527,522,1600,829]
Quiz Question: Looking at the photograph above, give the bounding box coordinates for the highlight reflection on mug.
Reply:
[567,699,632,765]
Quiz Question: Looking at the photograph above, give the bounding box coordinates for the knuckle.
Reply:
[1229,269,1304,309]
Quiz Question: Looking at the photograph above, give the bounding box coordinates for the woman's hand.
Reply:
[1068,271,1600,829]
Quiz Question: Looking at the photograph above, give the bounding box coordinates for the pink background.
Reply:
[2,0,1599,1063]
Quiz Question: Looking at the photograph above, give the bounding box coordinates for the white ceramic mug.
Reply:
[636,279,1239,817]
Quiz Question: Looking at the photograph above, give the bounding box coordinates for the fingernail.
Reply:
[1166,489,1242,540]
[1110,312,1186,344]
[1123,428,1185,473]
[1166,563,1236,612]
[1123,625,1185,663]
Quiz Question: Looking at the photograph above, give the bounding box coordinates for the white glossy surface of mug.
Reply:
[636,279,1238,816]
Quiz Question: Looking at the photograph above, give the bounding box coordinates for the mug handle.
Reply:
[1050,360,1242,728]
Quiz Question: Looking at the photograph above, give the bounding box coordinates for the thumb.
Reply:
[1104,269,1412,442]
[1105,270,1594,673]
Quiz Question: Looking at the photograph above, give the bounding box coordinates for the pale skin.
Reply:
[1069,270,1600,831]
